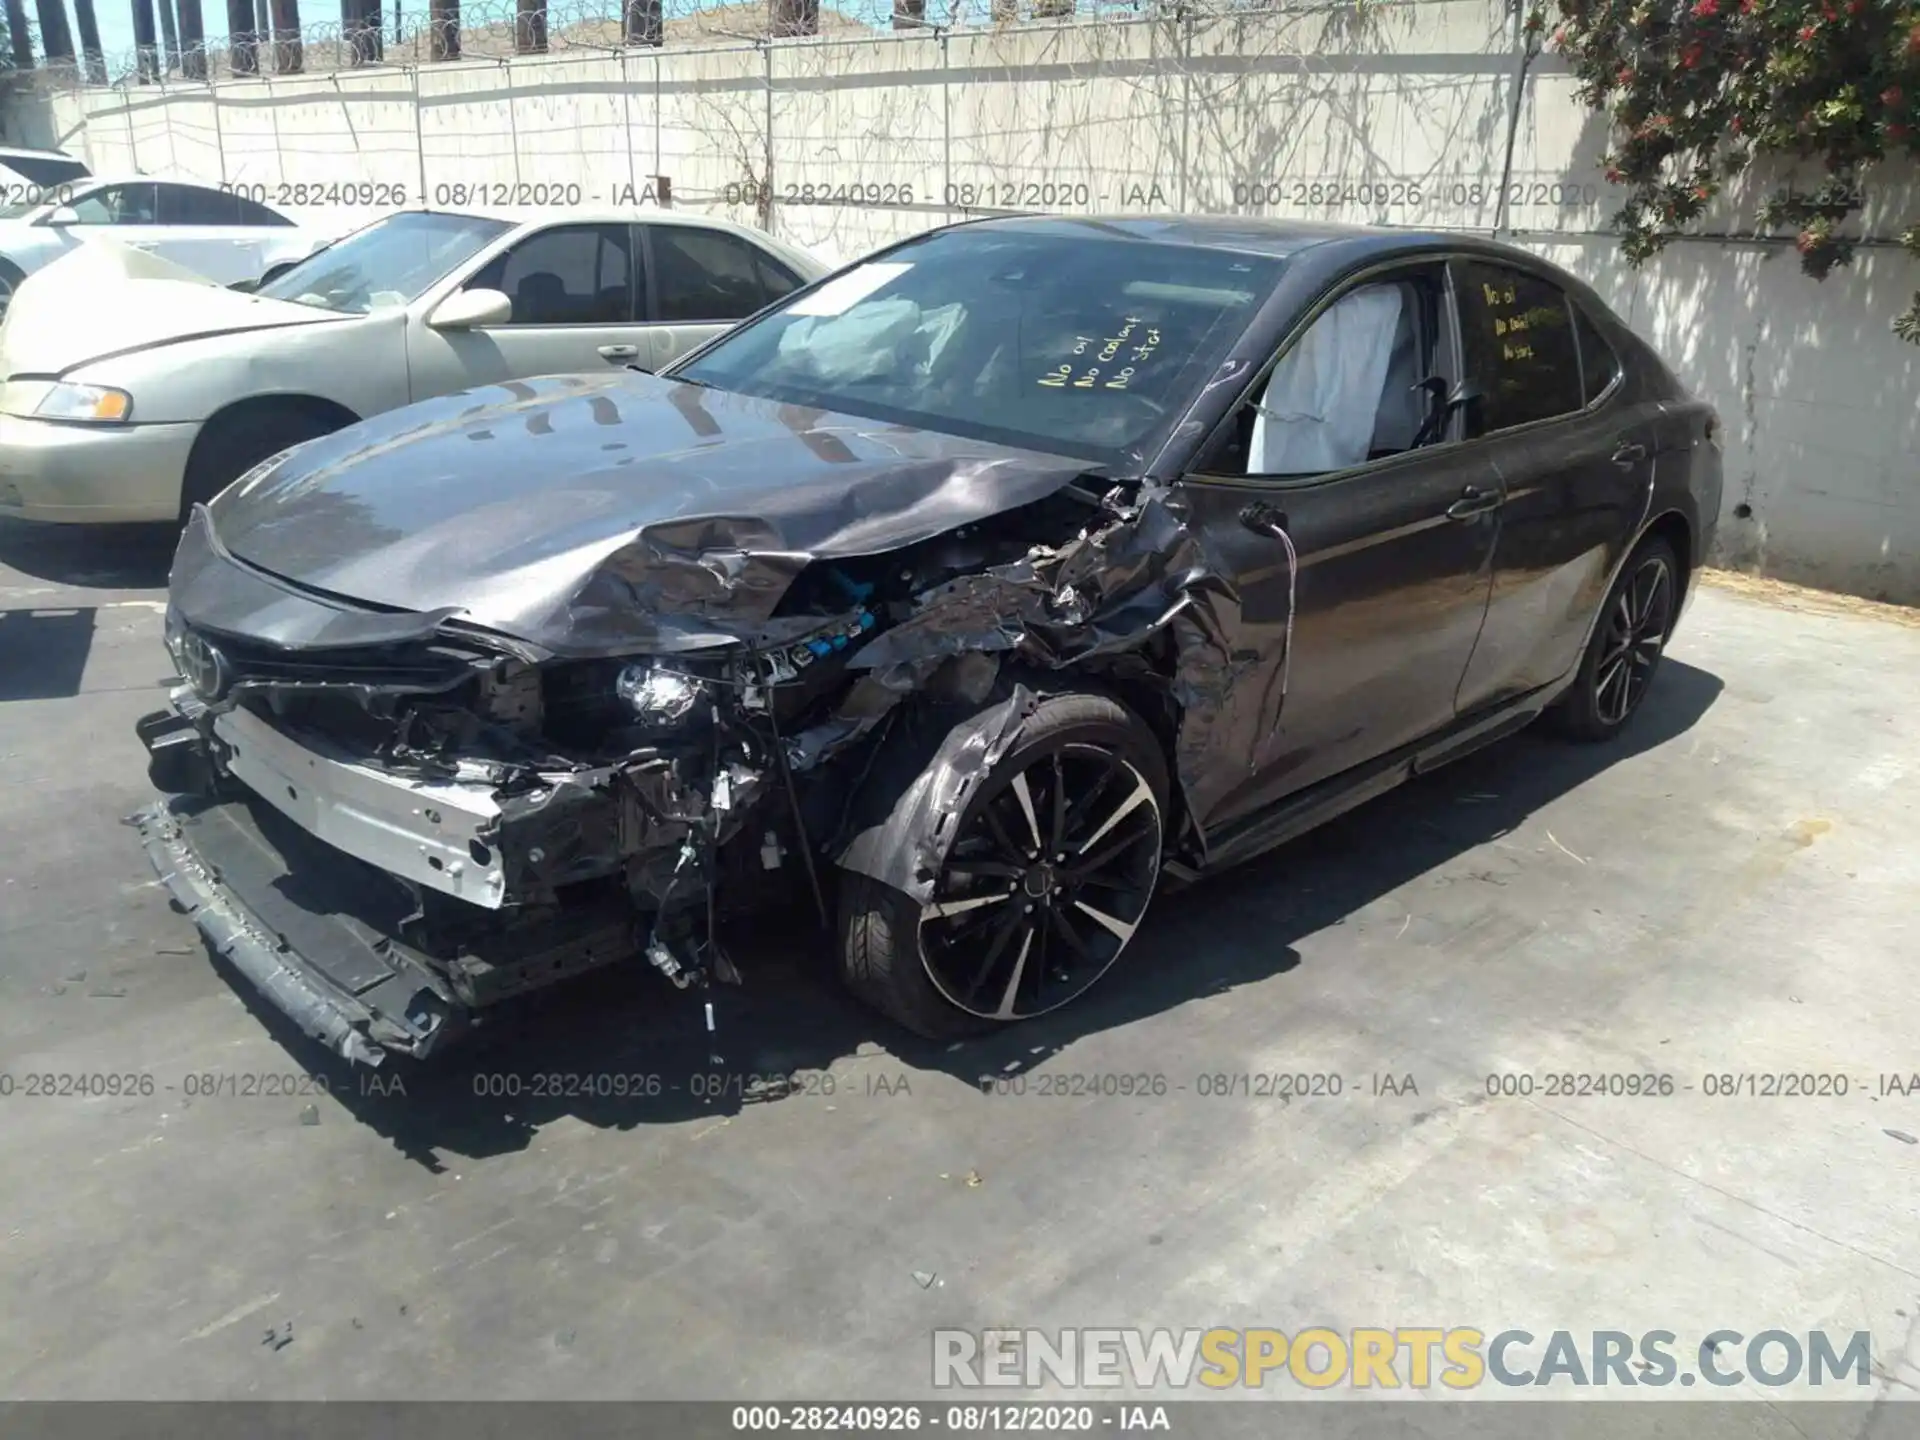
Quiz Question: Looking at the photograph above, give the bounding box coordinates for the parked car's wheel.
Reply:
[178,404,345,525]
[839,691,1169,1039]
[0,258,25,322]
[1550,536,1679,742]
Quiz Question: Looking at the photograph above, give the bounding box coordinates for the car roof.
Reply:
[957,213,1491,261]
[379,206,823,271]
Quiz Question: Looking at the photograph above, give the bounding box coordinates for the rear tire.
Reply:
[177,405,343,526]
[1548,537,1679,742]
[838,690,1169,1040]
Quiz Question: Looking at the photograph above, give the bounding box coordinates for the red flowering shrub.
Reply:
[1549,0,1920,340]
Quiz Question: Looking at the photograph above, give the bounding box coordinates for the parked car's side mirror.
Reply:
[429,288,512,331]
[42,205,80,227]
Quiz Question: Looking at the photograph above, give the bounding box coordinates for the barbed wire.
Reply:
[0,0,1307,89]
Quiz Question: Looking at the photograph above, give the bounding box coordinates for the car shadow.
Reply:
[207,658,1725,1167]
[0,605,98,701]
[0,518,177,591]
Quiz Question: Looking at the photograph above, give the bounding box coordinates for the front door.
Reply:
[1178,262,1499,834]
[405,222,653,401]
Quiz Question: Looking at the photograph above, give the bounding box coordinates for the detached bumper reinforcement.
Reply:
[133,797,467,1065]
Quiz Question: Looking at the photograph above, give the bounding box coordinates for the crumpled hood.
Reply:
[199,369,1100,656]
[1,239,344,377]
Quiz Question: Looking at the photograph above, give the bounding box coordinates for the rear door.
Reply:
[404,221,646,399]
[642,223,806,365]
[1177,259,1501,832]
[152,182,270,283]
[1449,259,1658,714]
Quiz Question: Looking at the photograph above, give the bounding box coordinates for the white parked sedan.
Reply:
[0,207,827,525]
[0,174,328,318]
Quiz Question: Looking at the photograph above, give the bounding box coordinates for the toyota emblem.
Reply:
[177,631,230,701]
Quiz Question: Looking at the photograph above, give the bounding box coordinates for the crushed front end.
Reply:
[135,477,1190,1065]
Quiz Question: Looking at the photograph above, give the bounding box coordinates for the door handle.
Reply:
[1610,440,1649,468]
[597,344,639,361]
[1444,484,1501,520]
[1238,500,1289,539]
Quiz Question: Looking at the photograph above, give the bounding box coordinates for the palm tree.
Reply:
[623,0,659,44]
[224,0,255,72]
[176,0,204,76]
[131,0,159,78]
[342,0,377,64]
[267,0,298,70]
[514,0,543,53]
[33,0,75,69]
[156,0,180,71]
[428,0,456,58]
[71,0,105,81]
[5,0,34,67]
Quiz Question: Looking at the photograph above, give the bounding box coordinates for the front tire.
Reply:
[0,258,26,323]
[838,691,1169,1040]
[1550,537,1679,742]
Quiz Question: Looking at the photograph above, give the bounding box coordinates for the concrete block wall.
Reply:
[6,0,1916,601]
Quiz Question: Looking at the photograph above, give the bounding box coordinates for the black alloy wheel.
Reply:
[1551,536,1679,742]
[0,259,22,323]
[919,739,1163,1021]
[1593,549,1675,727]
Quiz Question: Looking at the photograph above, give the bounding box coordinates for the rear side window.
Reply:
[1455,260,1583,434]
[1573,304,1621,405]
[156,183,241,226]
[650,226,799,322]
[233,195,294,227]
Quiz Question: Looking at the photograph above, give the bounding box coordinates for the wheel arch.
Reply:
[1642,508,1695,615]
[192,393,361,452]
[186,392,359,479]
[833,665,1177,904]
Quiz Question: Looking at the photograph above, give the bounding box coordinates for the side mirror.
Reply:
[43,205,79,227]
[429,287,512,331]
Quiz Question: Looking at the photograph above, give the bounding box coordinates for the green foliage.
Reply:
[1548,0,1920,340]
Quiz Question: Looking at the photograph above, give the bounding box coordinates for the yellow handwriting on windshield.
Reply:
[1037,317,1162,390]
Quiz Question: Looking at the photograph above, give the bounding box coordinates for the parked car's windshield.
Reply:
[672,227,1281,467]
[0,177,98,221]
[257,210,512,314]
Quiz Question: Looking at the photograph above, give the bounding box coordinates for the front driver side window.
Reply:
[68,183,158,225]
[1215,267,1451,478]
[465,223,636,326]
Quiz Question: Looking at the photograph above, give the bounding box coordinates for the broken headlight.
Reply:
[615,662,708,728]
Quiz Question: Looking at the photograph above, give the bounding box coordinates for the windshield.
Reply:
[257,210,512,313]
[0,176,94,221]
[672,227,1282,467]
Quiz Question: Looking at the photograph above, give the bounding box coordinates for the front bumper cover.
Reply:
[133,793,464,1065]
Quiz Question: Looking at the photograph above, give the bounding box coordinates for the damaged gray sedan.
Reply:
[134,216,1722,1064]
